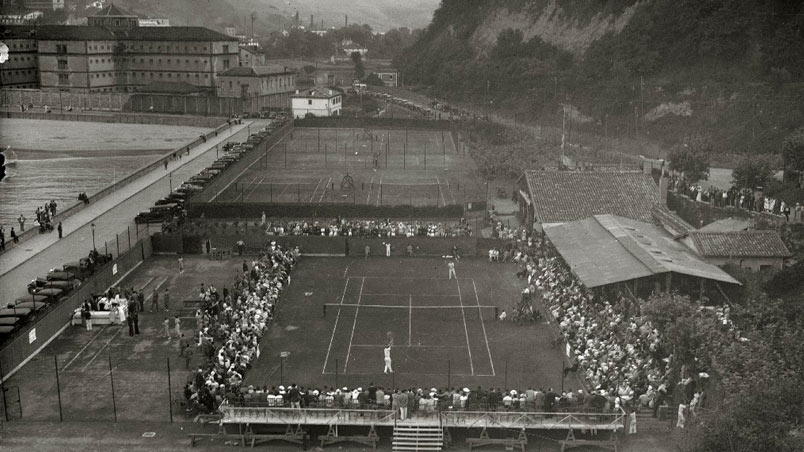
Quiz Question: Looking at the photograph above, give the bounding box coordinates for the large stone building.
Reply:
[1,4,239,93]
[216,66,295,98]
[0,27,40,89]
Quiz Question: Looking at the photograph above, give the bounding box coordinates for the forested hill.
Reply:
[395,0,804,159]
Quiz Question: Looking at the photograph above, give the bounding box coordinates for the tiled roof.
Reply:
[118,26,238,42]
[94,4,135,17]
[689,231,792,258]
[18,25,237,42]
[698,217,753,233]
[544,215,741,288]
[0,25,42,40]
[219,66,293,77]
[292,88,340,99]
[524,170,661,224]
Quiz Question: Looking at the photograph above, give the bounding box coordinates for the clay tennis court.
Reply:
[245,256,579,392]
[213,127,485,206]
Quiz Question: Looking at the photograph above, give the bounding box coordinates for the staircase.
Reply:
[392,424,444,451]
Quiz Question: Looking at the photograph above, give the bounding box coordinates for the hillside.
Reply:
[395,0,804,164]
[105,0,438,33]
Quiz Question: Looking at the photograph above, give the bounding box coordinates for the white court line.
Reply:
[444,178,456,204]
[60,325,110,371]
[365,174,375,204]
[318,176,332,203]
[473,279,496,377]
[435,176,446,207]
[325,303,494,309]
[375,175,384,206]
[408,295,412,347]
[234,174,260,201]
[244,175,266,201]
[361,293,460,297]
[455,279,474,376]
[322,277,350,374]
[343,277,365,373]
[350,344,468,348]
[80,327,123,372]
[308,177,323,203]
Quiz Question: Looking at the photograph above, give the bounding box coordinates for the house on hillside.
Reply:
[373,70,399,87]
[682,230,791,271]
[291,88,342,118]
[517,170,662,231]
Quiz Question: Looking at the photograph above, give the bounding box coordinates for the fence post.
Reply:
[116,234,120,257]
[127,225,131,249]
[335,359,338,390]
[54,355,63,422]
[105,241,109,257]
[0,360,8,422]
[167,357,173,423]
[109,356,117,423]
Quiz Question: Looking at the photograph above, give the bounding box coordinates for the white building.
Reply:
[291,88,342,118]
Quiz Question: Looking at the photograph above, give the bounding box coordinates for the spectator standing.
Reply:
[11,227,18,243]
[82,300,93,331]
[237,239,245,256]
[18,214,25,232]
[137,290,145,312]
[178,255,184,273]
[398,390,409,420]
[0,226,5,251]
[127,298,140,336]
[57,222,63,239]
[151,288,159,312]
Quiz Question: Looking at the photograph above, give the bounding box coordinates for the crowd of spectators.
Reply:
[523,256,669,411]
[670,177,800,221]
[259,217,474,238]
[228,383,614,415]
[184,241,298,413]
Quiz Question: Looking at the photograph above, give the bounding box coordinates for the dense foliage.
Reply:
[643,294,804,452]
[668,135,712,183]
[394,0,804,155]
[262,24,421,60]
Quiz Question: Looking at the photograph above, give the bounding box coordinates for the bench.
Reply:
[70,309,124,325]
[319,424,378,450]
[559,429,617,452]
[466,428,527,452]
[241,424,307,448]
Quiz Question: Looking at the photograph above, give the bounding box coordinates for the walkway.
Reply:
[0,119,267,304]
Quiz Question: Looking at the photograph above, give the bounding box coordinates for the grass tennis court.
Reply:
[246,256,578,392]
[214,127,486,206]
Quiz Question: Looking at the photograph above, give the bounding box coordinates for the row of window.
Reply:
[89,57,213,65]
[9,42,37,49]
[57,72,212,84]
[1,69,37,77]
[6,55,36,62]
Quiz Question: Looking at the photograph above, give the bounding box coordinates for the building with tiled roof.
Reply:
[652,205,695,238]
[291,88,342,118]
[518,170,662,231]
[217,66,296,107]
[682,230,791,271]
[1,5,239,94]
[544,215,740,299]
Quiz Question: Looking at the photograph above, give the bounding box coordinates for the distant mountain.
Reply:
[105,0,438,33]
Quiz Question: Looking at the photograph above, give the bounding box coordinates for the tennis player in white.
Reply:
[383,345,394,373]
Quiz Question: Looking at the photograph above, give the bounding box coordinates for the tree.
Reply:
[668,135,712,183]
[732,156,774,189]
[781,127,804,185]
[351,51,365,80]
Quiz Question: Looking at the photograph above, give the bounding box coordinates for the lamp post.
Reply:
[91,222,96,252]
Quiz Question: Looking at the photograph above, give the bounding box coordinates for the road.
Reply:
[0,119,270,304]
